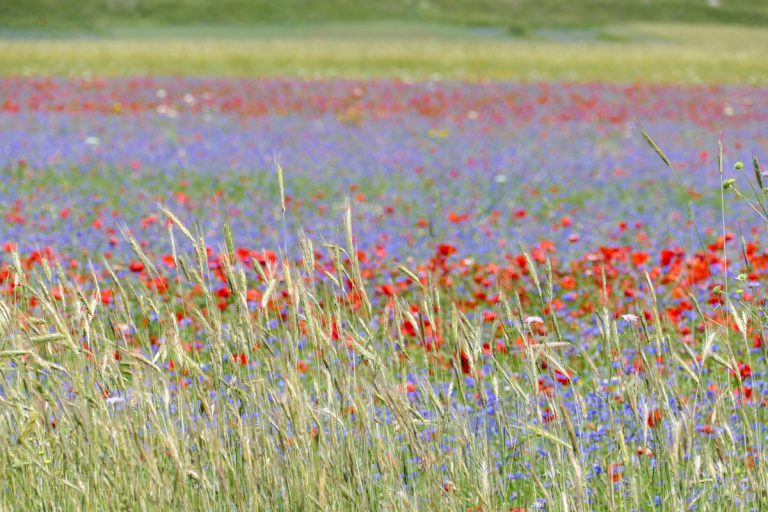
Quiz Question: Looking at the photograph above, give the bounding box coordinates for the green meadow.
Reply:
[1,23,767,84]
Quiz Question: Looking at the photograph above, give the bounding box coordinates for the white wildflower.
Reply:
[621,314,639,324]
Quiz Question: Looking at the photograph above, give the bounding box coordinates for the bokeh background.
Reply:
[1,0,767,83]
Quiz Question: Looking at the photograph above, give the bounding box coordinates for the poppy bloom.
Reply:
[554,369,572,386]
[734,386,752,401]
[458,350,472,375]
[51,285,64,301]
[436,243,457,257]
[100,289,114,305]
[731,362,752,380]
[538,378,554,397]
[608,463,623,483]
[401,320,417,337]
[377,284,396,297]
[446,211,468,224]
[246,289,262,302]
[483,310,496,323]
[647,408,663,428]
[161,254,176,268]
[128,260,145,273]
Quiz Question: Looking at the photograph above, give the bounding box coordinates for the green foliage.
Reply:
[3,0,768,30]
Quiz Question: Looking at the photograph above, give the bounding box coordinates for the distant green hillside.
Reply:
[3,0,768,31]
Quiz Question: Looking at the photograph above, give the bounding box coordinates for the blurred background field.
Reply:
[4,0,768,30]
[1,1,767,83]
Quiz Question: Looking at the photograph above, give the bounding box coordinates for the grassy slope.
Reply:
[3,0,768,30]
[2,24,767,84]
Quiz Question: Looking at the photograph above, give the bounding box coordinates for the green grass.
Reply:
[2,23,767,84]
[3,0,768,30]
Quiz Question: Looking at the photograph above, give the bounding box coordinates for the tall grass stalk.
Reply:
[0,159,766,509]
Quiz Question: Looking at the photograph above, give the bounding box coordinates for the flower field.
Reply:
[2,76,768,510]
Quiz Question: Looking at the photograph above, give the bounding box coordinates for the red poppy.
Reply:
[447,211,469,224]
[436,243,457,257]
[731,362,752,380]
[647,408,663,428]
[734,386,752,401]
[401,320,417,337]
[100,289,113,305]
[377,284,396,297]
[161,254,176,268]
[542,407,556,424]
[608,463,623,483]
[128,260,144,273]
[554,369,572,386]
[458,350,472,375]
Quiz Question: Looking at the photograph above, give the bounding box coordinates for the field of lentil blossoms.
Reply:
[1,77,768,510]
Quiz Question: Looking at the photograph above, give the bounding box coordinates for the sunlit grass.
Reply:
[1,24,767,84]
